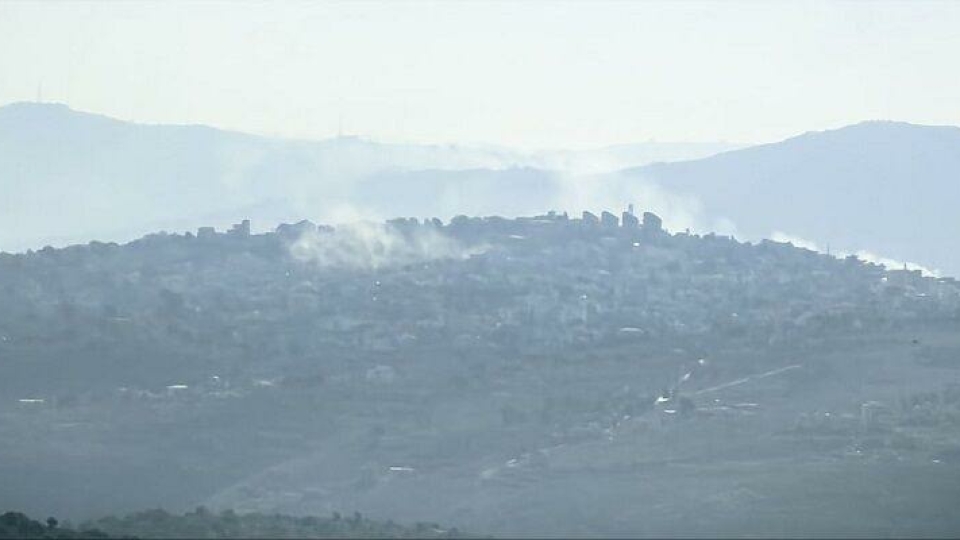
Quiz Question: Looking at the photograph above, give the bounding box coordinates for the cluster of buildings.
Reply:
[2,210,959,514]
[1,209,958,404]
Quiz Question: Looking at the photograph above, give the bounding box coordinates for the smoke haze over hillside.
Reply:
[289,222,487,270]
[4,3,960,538]
[0,102,739,252]
[1,104,956,276]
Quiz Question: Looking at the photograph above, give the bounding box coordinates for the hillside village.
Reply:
[2,209,956,383]
[1,210,960,536]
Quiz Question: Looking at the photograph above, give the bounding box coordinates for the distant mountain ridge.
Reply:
[616,120,960,276]
[2,102,958,276]
[0,102,740,254]
[0,102,529,251]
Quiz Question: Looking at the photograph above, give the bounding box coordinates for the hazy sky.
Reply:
[1,0,959,149]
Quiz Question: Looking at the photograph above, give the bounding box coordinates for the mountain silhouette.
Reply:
[0,102,737,253]
[620,121,960,275]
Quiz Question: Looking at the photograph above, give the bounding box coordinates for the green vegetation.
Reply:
[0,512,108,539]
[2,508,471,539]
[3,216,960,536]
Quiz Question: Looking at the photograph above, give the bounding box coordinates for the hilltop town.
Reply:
[2,209,956,388]
[1,210,960,536]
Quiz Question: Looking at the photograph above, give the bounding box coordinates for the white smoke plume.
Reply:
[770,231,940,277]
[289,221,487,270]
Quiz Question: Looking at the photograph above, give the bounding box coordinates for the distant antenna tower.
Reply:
[36,81,43,103]
[338,113,343,138]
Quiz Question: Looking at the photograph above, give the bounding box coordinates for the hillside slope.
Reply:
[621,121,960,275]
[2,215,959,536]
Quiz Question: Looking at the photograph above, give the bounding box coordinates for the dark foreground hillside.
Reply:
[0,508,467,539]
[2,211,960,537]
[0,512,107,539]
